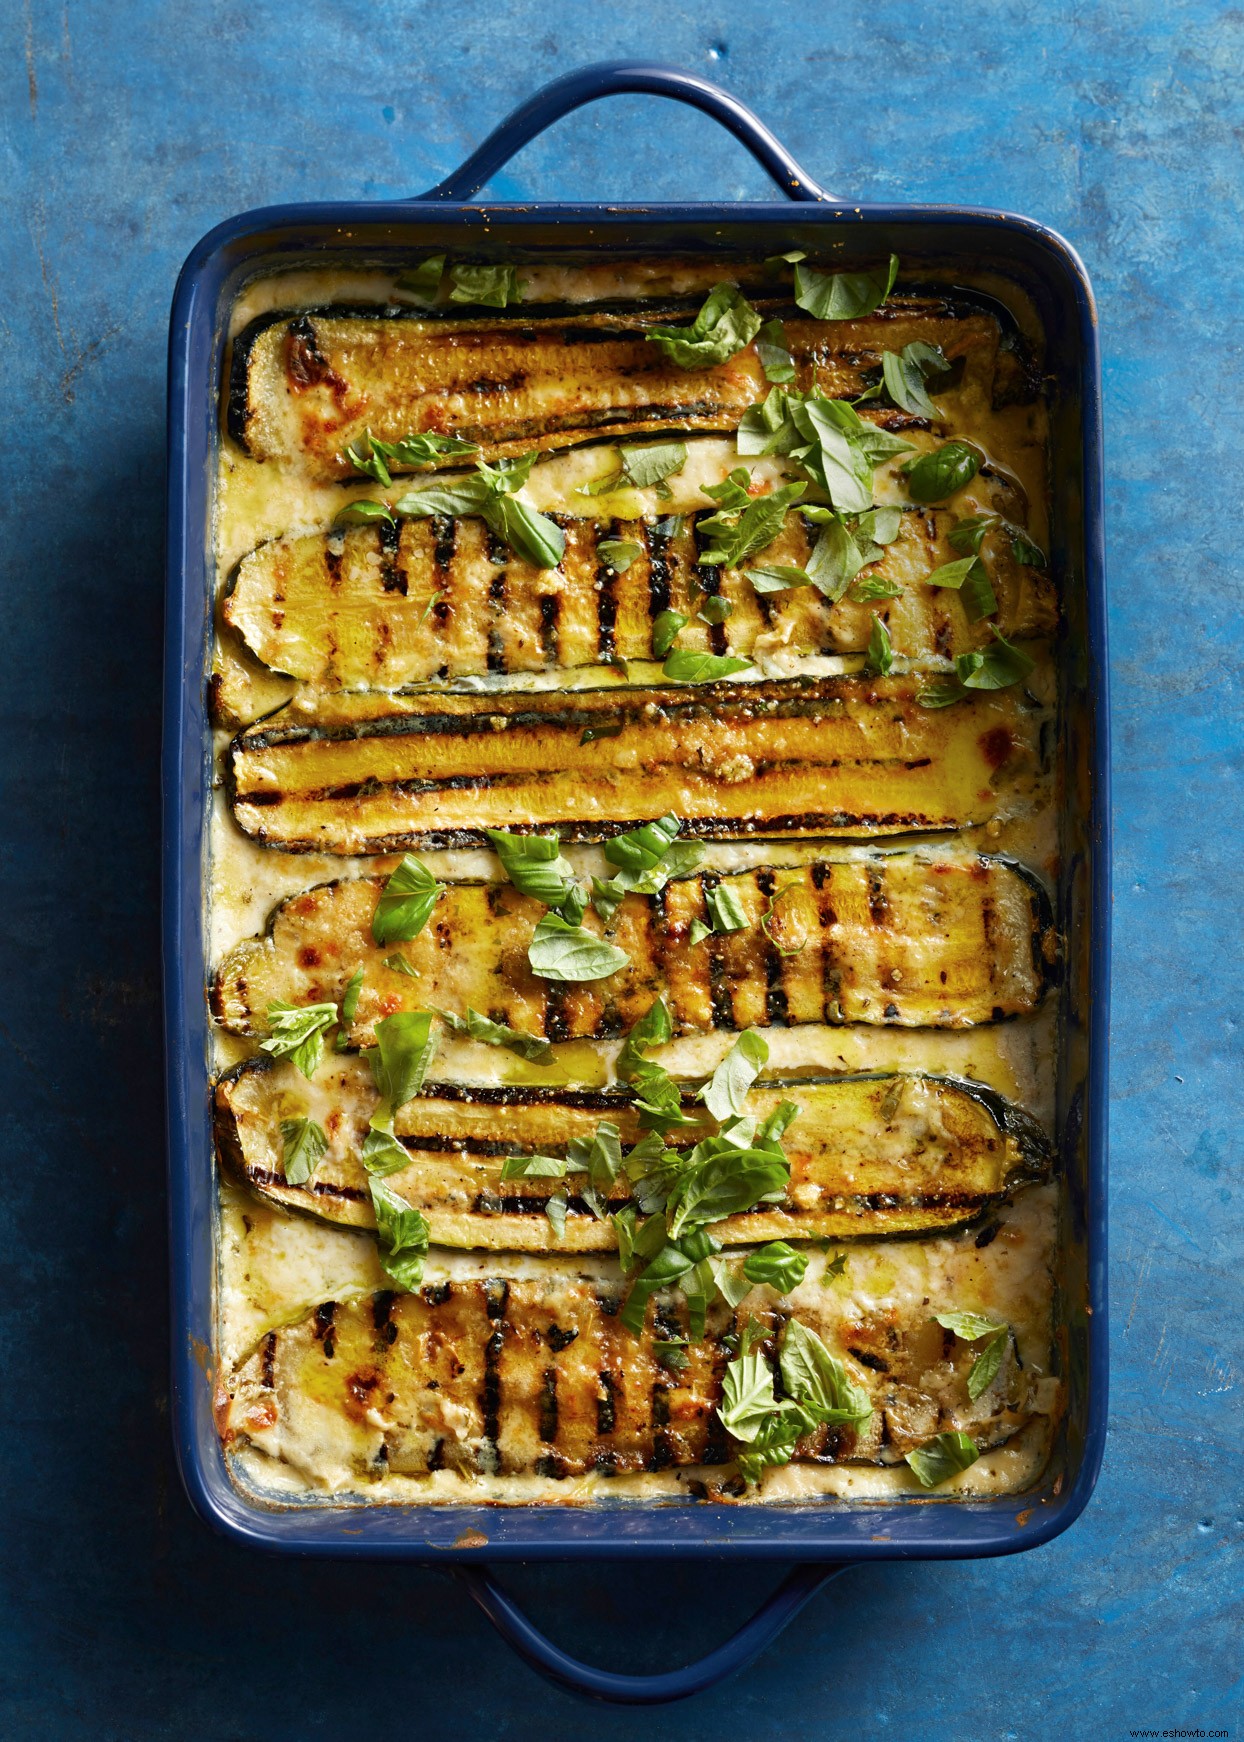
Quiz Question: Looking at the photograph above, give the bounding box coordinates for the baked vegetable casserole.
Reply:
[209,251,1066,1504]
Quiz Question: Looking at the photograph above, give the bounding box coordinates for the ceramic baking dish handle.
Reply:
[455,1561,851,1704]
[415,61,833,204]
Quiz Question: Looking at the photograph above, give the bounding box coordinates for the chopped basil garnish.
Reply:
[662,649,752,684]
[705,883,748,935]
[957,626,1035,690]
[500,1152,567,1179]
[280,1115,328,1185]
[1010,528,1047,568]
[446,262,525,307]
[933,1309,1012,1400]
[486,829,578,910]
[947,512,995,556]
[333,499,395,529]
[867,614,894,675]
[342,428,480,484]
[653,1338,690,1373]
[340,966,364,1026]
[793,254,899,321]
[369,1178,430,1290]
[366,1010,438,1112]
[616,999,674,1082]
[545,1191,569,1239]
[821,1250,848,1282]
[851,575,903,602]
[764,249,807,271]
[756,317,796,384]
[592,816,705,921]
[927,555,998,622]
[580,440,689,498]
[646,283,763,370]
[434,1006,554,1063]
[597,538,643,572]
[372,854,444,945]
[261,999,338,1079]
[880,341,951,418]
[394,255,446,304]
[697,595,733,625]
[651,609,689,657]
[528,913,629,982]
[698,473,807,567]
[903,441,981,504]
[905,1429,980,1488]
[742,1241,807,1293]
[394,452,565,569]
[699,1029,768,1122]
[384,952,417,977]
[737,387,913,515]
[688,917,712,947]
[720,1317,872,1485]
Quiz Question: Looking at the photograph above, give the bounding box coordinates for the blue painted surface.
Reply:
[0,2,1239,1735]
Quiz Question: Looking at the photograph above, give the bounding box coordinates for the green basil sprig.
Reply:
[280,1116,328,1185]
[933,1309,1012,1399]
[592,815,704,922]
[261,999,339,1080]
[720,1317,873,1485]
[697,471,808,568]
[904,441,981,504]
[369,1178,430,1290]
[905,1429,980,1488]
[646,283,763,369]
[394,451,565,569]
[342,428,480,486]
[793,254,899,321]
[738,387,913,514]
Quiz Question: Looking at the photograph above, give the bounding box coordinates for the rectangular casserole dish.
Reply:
[163,61,1108,1680]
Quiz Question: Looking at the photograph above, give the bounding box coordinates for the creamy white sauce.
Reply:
[210,263,1064,1507]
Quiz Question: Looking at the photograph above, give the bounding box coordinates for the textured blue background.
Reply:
[2,2,1241,1735]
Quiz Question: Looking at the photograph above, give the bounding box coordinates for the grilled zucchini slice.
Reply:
[211,853,1052,1043]
[227,674,1045,854]
[216,1231,1051,1485]
[228,298,1006,478]
[223,507,1055,697]
[216,1058,1050,1248]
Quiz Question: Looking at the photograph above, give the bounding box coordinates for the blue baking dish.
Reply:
[163,61,1109,1702]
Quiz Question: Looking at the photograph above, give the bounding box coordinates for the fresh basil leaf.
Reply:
[580,722,623,746]
[500,1152,568,1180]
[867,614,894,676]
[616,999,674,1082]
[646,283,763,370]
[544,1191,569,1239]
[821,1250,848,1282]
[880,341,951,417]
[805,518,866,602]
[434,1006,554,1063]
[860,506,903,545]
[386,432,480,470]
[613,1205,639,1273]
[926,556,978,591]
[605,814,682,876]
[756,1101,799,1152]
[904,440,981,503]
[779,1318,873,1424]
[851,576,903,602]
[736,1406,815,1485]
[618,440,688,489]
[705,883,748,935]
[280,1116,328,1186]
[447,262,525,307]
[597,538,643,573]
[486,829,577,909]
[368,1010,438,1111]
[764,249,807,271]
[688,917,712,947]
[719,1352,783,1442]
[967,1329,1010,1400]
[333,498,395,529]
[916,680,969,709]
[652,513,685,538]
[360,1126,413,1178]
[697,595,733,625]
[708,1255,754,1311]
[528,914,629,982]
[261,999,338,1080]
[384,952,418,977]
[662,650,752,684]
[905,1430,980,1488]
[628,1063,697,1135]
[340,967,364,1027]
[651,609,688,657]
[954,627,1035,691]
[697,480,807,568]
[1010,528,1047,568]
[489,491,567,569]
[394,475,492,519]
[743,1241,808,1293]
[371,854,444,945]
[756,317,796,384]
[794,254,899,321]
[928,553,998,621]
[745,564,816,593]
[620,1232,718,1334]
[699,1029,769,1122]
[395,255,446,303]
[653,1338,691,1374]
[369,1178,430,1289]
[342,430,394,487]
[947,512,996,556]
